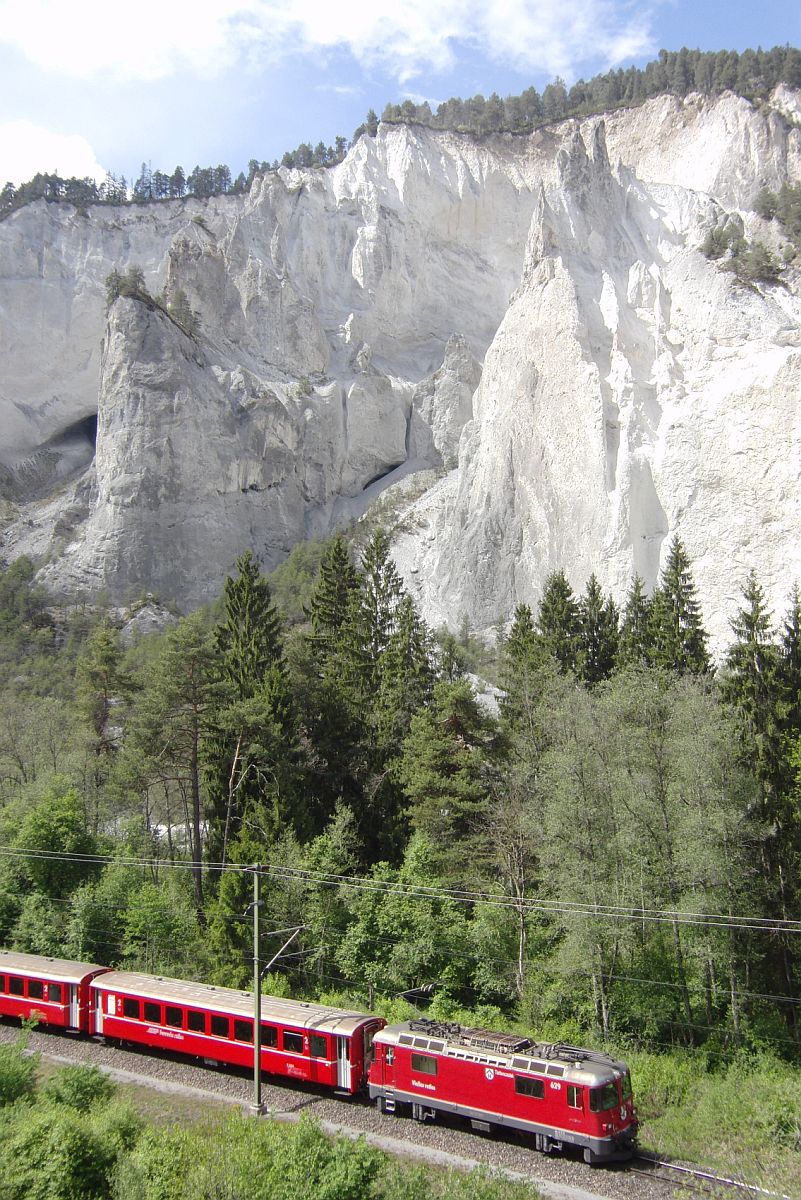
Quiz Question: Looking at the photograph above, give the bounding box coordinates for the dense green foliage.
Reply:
[4,45,800,224]
[0,532,799,1063]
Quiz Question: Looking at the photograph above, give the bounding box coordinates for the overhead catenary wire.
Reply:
[1,843,800,935]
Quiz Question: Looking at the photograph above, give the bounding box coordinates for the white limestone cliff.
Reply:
[1,89,800,647]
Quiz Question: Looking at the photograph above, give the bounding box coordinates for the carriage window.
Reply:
[211,1015,229,1038]
[166,1006,183,1028]
[234,1020,253,1043]
[283,1031,304,1053]
[0,975,5,993]
[28,980,44,999]
[515,1076,545,1098]
[567,1086,582,1109]
[123,998,140,1019]
[48,983,62,1003]
[411,1053,438,1076]
[143,1002,161,1023]
[187,1010,206,1033]
[310,1035,328,1058]
[261,1024,278,1048]
[589,1083,619,1112]
[9,977,24,996]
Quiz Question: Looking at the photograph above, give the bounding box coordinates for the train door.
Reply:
[336,1036,351,1090]
[69,985,80,1030]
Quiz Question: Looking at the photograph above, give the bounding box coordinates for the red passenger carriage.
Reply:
[0,950,109,1032]
[368,1019,637,1163]
[90,972,383,1093]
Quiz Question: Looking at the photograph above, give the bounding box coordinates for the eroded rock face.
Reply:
[1,90,800,647]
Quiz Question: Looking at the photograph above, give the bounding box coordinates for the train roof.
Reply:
[93,971,378,1036]
[0,950,109,984]
[375,1020,628,1088]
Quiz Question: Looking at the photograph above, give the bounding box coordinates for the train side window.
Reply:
[567,1086,583,1109]
[310,1034,328,1058]
[386,1046,394,1066]
[143,1002,161,1023]
[9,977,24,996]
[123,998,140,1019]
[211,1015,229,1039]
[0,975,5,993]
[48,983,62,1003]
[411,1053,438,1076]
[515,1076,545,1099]
[283,1031,304,1053]
[187,1010,205,1033]
[261,1024,278,1048]
[166,1006,183,1028]
[28,980,44,999]
[234,1020,253,1043]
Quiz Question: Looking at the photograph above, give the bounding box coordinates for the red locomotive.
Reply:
[0,951,637,1162]
[368,1018,637,1164]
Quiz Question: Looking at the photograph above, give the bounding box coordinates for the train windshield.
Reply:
[589,1082,619,1112]
[620,1072,632,1100]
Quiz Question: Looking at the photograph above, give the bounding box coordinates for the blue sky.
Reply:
[0,0,799,187]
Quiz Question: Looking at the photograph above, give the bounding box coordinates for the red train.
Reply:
[0,950,637,1163]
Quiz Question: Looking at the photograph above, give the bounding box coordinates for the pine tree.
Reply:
[648,537,710,674]
[536,571,580,673]
[577,574,619,685]
[398,679,493,880]
[619,575,652,668]
[208,551,298,863]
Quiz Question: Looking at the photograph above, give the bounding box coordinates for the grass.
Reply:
[628,1049,801,1197]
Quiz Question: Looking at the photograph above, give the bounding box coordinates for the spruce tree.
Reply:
[648,536,710,674]
[536,571,581,674]
[619,575,652,668]
[577,574,620,685]
[779,583,801,736]
[207,551,298,863]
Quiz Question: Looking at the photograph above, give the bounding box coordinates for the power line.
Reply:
[2,843,800,936]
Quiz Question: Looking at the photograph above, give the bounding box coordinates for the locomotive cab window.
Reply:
[283,1031,304,1053]
[28,980,44,999]
[123,998,140,1019]
[143,1002,161,1024]
[166,1006,183,1028]
[567,1086,583,1109]
[234,1020,253,1043]
[0,975,5,992]
[48,983,62,1003]
[310,1034,327,1058]
[9,977,23,996]
[411,1053,438,1076]
[211,1015,229,1038]
[187,1010,205,1033]
[589,1082,619,1112]
[261,1024,278,1048]
[385,1046,394,1066]
[515,1076,545,1099]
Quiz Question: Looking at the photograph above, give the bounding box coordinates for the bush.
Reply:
[43,1064,116,1112]
[0,1036,37,1107]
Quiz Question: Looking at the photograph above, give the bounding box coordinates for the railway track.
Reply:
[1,1020,795,1200]
[626,1152,794,1199]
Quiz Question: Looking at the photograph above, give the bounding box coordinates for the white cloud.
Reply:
[0,0,655,84]
[0,121,107,185]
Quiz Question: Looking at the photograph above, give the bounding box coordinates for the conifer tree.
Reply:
[779,583,801,736]
[207,551,298,863]
[305,534,359,656]
[577,574,620,685]
[619,575,652,668]
[536,571,581,674]
[648,537,711,674]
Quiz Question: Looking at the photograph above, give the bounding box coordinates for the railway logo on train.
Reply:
[0,949,637,1165]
